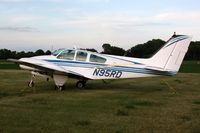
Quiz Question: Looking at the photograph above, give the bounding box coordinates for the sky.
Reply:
[0,0,200,52]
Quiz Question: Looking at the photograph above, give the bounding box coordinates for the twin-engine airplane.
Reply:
[9,34,192,90]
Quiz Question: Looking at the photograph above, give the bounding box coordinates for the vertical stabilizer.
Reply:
[147,35,192,72]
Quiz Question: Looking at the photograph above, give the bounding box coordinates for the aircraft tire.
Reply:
[76,81,85,88]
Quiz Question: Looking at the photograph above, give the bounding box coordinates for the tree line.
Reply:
[102,39,200,60]
[0,39,200,60]
[0,49,51,59]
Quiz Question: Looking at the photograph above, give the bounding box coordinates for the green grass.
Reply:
[0,70,200,133]
[179,61,200,73]
[0,60,19,69]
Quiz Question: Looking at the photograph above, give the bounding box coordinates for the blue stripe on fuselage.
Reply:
[45,59,176,76]
[45,59,106,68]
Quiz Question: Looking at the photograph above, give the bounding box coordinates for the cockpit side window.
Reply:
[76,51,87,61]
[57,50,75,60]
[89,54,106,63]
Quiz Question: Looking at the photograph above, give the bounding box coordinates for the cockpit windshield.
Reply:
[57,49,75,60]
[52,49,65,56]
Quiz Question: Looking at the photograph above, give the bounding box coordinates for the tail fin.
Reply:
[147,35,192,72]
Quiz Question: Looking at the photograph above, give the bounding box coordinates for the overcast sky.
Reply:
[0,0,200,52]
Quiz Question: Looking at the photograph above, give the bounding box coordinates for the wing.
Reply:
[8,58,88,79]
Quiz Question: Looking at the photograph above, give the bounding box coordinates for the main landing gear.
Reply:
[54,80,87,91]
[76,80,86,88]
[55,80,86,91]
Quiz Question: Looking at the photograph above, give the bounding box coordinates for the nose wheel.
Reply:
[76,81,86,88]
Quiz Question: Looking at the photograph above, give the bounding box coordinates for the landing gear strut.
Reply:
[28,75,35,87]
[55,85,65,91]
[76,81,86,88]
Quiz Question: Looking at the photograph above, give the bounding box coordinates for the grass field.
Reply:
[179,61,200,73]
[0,60,19,69]
[0,70,200,133]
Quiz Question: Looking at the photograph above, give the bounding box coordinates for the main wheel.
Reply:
[76,81,86,88]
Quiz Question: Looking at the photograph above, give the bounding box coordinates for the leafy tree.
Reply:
[0,49,12,59]
[35,49,45,56]
[125,39,165,58]
[16,51,26,59]
[45,50,51,55]
[109,46,125,56]
[102,43,112,54]
[185,41,200,60]
[102,43,125,56]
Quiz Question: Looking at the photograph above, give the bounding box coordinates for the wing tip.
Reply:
[7,59,21,63]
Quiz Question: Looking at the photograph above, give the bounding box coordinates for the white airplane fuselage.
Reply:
[10,35,192,90]
[19,51,164,81]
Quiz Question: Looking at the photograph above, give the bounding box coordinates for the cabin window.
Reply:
[76,51,87,61]
[57,50,75,60]
[89,54,106,63]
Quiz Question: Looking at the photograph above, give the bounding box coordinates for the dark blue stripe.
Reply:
[45,59,107,66]
[45,59,176,76]
[102,67,176,76]
[164,36,188,48]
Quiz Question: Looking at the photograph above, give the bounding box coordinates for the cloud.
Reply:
[0,0,32,2]
[43,0,65,2]
[0,26,39,32]
[153,11,200,22]
[10,15,42,23]
[0,0,65,3]
[78,0,111,3]
[0,0,110,3]
[51,12,170,32]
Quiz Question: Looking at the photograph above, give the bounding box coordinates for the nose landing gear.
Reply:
[28,74,35,87]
